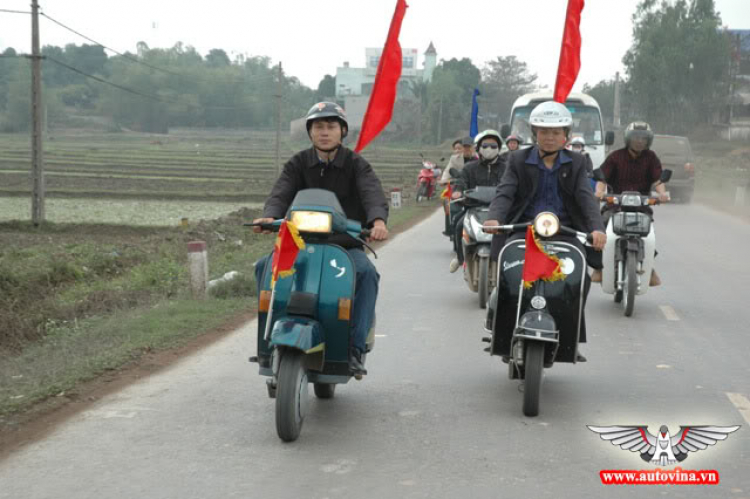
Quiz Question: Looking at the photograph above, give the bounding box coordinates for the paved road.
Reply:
[1,203,749,498]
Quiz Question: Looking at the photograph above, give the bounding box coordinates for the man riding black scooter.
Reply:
[449,129,507,273]
[483,101,606,360]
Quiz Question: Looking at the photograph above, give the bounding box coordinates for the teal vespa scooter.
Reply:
[247,189,375,442]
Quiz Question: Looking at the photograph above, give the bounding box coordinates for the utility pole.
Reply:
[275,62,283,175]
[30,0,45,225]
[613,72,621,129]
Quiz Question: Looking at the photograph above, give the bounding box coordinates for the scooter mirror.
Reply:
[605,131,615,146]
[660,169,672,183]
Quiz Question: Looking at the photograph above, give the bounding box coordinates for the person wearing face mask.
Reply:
[448,129,507,273]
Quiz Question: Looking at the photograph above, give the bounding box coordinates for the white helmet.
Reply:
[529,101,573,129]
[570,136,586,148]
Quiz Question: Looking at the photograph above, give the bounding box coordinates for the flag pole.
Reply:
[264,283,277,341]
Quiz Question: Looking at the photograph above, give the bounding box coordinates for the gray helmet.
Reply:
[624,121,653,149]
[306,102,348,138]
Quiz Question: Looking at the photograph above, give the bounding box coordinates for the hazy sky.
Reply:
[1,0,749,91]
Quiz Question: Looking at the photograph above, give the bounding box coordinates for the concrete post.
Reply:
[187,241,208,299]
[390,188,402,209]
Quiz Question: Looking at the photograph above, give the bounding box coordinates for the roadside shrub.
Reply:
[128,259,185,297]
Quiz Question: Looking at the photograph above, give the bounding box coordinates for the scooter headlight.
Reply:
[290,211,333,233]
[621,194,642,207]
[533,212,560,237]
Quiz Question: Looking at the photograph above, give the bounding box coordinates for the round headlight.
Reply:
[533,212,560,237]
[531,296,547,310]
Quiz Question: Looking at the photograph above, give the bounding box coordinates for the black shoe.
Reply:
[576,352,587,363]
[349,348,367,378]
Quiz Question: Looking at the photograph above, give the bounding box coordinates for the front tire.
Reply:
[522,342,545,417]
[623,252,637,317]
[275,351,308,442]
[416,183,428,203]
[478,257,490,309]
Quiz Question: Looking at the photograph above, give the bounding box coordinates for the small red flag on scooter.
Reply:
[522,226,565,289]
[354,0,408,153]
[270,220,305,286]
[553,0,585,103]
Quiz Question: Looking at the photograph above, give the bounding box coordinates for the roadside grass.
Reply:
[0,199,439,421]
[0,298,250,418]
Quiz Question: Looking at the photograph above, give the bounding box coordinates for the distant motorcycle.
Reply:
[594,169,671,317]
[416,154,442,202]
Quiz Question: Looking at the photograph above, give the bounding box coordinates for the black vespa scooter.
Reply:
[484,212,593,417]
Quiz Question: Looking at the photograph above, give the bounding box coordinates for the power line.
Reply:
[45,56,255,111]
[0,8,30,14]
[40,11,277,86]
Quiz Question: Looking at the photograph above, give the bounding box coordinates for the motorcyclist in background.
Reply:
[593,121,669,285]
[449,130,507,273]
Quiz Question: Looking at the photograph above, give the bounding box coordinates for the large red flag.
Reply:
[270,220,305,286]
[522,226,565,289]
[354,0,408,153]
[553,0,585,103]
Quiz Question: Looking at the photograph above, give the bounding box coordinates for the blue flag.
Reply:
[470,88,480,138]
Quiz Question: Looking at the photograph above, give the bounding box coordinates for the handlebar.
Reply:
[480,223,594,243]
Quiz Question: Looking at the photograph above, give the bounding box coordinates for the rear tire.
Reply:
[478,257,489,309]
[522,342,545,417]
[623,252,637,317]
[275,351,308,442]
[313,383,336,399]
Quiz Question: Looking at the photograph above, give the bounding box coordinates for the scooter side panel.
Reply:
[316,245,355,365]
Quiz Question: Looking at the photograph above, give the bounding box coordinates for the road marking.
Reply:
[655,364,672,369]
[726,392,750,425]
[375,334,387,338]
[659,305,680,321]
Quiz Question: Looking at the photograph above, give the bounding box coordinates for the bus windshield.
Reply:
[509,104,604,146]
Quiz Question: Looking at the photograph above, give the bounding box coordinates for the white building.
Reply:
[335,43,437,131]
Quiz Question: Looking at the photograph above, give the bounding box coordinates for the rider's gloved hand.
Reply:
[252,217,275,234]
[451,191,462,200]
[369,219,389,242]
[591,230,606,251]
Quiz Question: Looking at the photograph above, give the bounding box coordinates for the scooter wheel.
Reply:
[275,351,308,442]
[313,383,336,399]
[522,342,545,417]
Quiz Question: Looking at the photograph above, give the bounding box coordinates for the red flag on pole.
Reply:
[354,0,408,153]
[270,220,305,287]
[553,0,585,103]
[522,226,565,289]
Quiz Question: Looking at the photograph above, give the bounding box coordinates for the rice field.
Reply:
[0,197,263,226]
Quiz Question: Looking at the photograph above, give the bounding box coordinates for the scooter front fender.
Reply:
[270,317,324,354]
[515,310,559,343]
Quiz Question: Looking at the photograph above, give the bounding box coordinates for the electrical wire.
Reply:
[0,8,30,14]
[40,12,278,86]
[45,56,248,110]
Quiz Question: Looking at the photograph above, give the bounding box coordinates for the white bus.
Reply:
[501,92,615,169]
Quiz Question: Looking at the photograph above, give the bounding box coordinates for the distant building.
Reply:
[335,43,437,131]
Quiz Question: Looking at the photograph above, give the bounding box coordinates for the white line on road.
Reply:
[726,392,750,425]
[375,334,387,338]
[659,305,680,321]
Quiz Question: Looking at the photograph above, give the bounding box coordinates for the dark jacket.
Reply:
[454,156,507,192]
[489,147,604,233]
[263,146,389,227]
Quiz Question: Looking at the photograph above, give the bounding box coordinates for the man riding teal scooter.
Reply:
[252,102,389,377]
